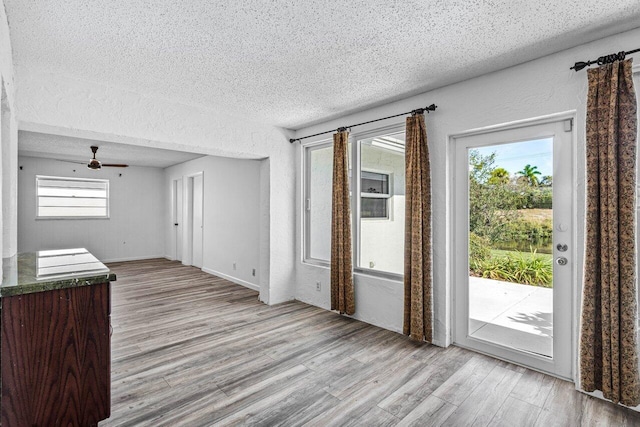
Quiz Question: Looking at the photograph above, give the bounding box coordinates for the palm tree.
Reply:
[517,164,542,186]
[488,167,510,185]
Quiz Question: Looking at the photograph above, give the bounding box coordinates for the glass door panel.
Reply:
[468,138,553,357]
[454,119,573,379]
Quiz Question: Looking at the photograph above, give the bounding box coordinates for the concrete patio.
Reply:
[469,276,553,357]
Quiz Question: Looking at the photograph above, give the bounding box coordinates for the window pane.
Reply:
[38,197,107,207]
[359,133,405,274]
[361,198,387,218]
[37,176,109,218]
[362,171,389,194]
[308,145,334,261]
[38,206,108,217]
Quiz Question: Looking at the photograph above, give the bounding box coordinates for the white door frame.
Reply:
[182,171,204,267]
[172,178,183,261]
[192,173,204,268]
[450,113,577,380]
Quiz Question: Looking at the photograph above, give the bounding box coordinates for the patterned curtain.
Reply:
[331,131,355,315]
[580,58,640,406]
[403,113,432,342]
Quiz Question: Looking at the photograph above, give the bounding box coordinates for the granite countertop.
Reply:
[1,248,116,297]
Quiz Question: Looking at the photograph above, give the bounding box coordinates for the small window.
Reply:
[361,171,390,219]
[36,176,109,219]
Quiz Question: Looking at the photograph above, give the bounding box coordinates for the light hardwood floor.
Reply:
[100,259,640,426]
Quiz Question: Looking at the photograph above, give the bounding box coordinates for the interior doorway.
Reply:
[172,178,183,261]
[452,117,575,379]
[183,172,204,268]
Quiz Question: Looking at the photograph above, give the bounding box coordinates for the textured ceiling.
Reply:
[5,1,640,129]
[18,131,205,168]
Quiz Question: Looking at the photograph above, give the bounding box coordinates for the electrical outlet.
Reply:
[316,281,321,291]
[252,268,256,276]
[233,263,236,270]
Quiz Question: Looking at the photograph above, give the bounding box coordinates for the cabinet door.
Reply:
[1,283,111,426]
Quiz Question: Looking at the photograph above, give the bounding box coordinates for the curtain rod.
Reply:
[570,48,640,71]
[289,104,437,143]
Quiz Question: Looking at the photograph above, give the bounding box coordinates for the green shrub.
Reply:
[531,188,552,209]
[470,250,553,287]
[469,232,491,265]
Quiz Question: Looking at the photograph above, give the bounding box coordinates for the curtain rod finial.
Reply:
[289,138,298,144]
[571,61,589,71]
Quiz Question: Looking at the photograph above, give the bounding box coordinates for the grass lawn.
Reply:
[517,208,552,222]
[490,249,552,263]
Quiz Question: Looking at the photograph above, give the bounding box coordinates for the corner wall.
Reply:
[18,156,165,262]
[164,155,262,290]
[0,0,19,259]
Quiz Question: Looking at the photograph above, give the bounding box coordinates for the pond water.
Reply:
[492,240,553,254]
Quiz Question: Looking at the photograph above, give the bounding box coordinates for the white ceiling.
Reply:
[5,1,640,129]
[18,131,205,168]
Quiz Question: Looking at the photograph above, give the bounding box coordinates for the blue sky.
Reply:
[474,138,553,178]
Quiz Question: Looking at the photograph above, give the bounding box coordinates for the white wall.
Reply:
[360,143,405,275]
[18,156,165,262]
[164,155,262,290]
[295,27,640,348]
[14,67,295,305]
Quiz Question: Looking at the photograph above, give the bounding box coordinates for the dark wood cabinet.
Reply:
[1,282,111,426]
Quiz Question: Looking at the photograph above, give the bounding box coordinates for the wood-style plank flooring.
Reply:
[100,259,640,426]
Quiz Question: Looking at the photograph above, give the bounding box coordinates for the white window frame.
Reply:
[302,124,405,281]
[36,175,110,220]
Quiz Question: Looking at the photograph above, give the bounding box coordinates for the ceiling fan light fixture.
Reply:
[88,158,102,170]
[88,145,102,170]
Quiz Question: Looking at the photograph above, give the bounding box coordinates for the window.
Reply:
[361,171,390,219]
[358,132,405,275]
[304,129,405,277]
[305,143,348,262]
[36,176,109,219]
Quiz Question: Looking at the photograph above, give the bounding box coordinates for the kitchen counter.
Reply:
[1,248,114,426]
[1,248,116,297]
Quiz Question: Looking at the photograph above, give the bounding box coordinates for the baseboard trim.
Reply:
[295,294,406,337]
[202,267,260,292]
[103,255,166,263]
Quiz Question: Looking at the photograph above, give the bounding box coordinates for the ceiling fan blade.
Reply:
[52,159,87,165]
[102,164,129,168]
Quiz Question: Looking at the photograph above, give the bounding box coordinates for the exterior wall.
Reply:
[295,27,640,349]
[18,155,164,262]
[14,66,295,305]
[360,144,405,275]
[164,155,262,290]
